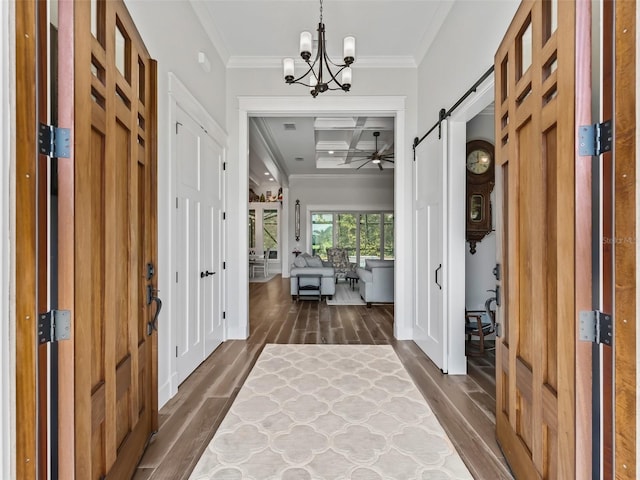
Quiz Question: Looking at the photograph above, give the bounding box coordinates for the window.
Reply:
[336,213,357,263]
[311,213,333,258]
[383,213,395,260]
[263,209,278,256]
[360,213,381,264]
[248,205,280,259]
[248,209,256,249]
[310,211,394,266]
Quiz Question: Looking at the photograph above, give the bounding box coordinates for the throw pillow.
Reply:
[306,256,323,268]
[293,255,307,268]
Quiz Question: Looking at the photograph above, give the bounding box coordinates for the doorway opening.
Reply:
[463,102,498,392]
[237,96,409,340]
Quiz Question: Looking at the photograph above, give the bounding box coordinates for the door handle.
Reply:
[435,263,442,290]
[200,270,215,278]
[146,285,162,335]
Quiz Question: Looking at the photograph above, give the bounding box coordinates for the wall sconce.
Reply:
[294,199,301,241]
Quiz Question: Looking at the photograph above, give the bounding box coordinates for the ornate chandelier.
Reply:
[282,0,355,97]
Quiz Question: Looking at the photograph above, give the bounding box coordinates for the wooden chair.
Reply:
[465,308,496,356]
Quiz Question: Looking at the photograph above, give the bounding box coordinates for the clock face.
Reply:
[466,149,492,174]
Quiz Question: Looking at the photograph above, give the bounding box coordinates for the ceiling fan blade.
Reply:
[356,160,371,170]
[378,162,383,171]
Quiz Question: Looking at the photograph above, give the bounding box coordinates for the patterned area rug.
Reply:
[326,282,366,306]
[189,344,472,479]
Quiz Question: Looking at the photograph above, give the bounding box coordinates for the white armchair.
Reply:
[356,259,394,307]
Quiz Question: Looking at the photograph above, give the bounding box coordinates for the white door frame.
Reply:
[236,96,411,340]
[446,74,495,374]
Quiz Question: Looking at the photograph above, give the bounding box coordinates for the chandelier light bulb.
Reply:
[343,36,355,63]
[283,58,295,81]
[299,31,313,60]
[341,67,352,87]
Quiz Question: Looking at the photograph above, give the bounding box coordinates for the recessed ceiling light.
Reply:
[328,150,334,154]
[264,172,269,175]
[269,178,274,181]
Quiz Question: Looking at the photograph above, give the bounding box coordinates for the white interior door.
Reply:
[413,120,448,371]
[201,132,224,357]
[175,106,223,383]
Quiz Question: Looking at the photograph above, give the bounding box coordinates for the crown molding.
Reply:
[227,55,417,69]
[413,0,455,65]
[189,1,230,64]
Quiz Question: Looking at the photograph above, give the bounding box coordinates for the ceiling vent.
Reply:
[283,123,297,131]
[294,157,304,162]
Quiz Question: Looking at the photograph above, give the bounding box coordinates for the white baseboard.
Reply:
[394,325,413,341]
[158,374,178,410]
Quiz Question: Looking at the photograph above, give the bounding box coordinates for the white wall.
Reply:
[1,0,14,477]
[125,0,227,408]
[288,173,394,271]
[465,113,497,310]
[417,1,519,133]
[417,0,518,371]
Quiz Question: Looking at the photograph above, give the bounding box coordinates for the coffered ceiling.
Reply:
[249,116,395,187]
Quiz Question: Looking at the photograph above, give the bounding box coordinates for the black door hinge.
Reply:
[578,120,612,156]
[39,123,71,158]
[222,311,226,319]
[223,212,226,220]
[38,310,71,344]
[579,310,612,346]
[223,162,227,171]
[223,262,226,270]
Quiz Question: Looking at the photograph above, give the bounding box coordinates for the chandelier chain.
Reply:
[319,0,323,23]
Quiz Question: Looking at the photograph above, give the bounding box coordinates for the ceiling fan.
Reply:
[347,131,395,170]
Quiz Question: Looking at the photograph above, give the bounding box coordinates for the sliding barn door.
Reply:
[63,1,158,478]
[413,120,447,371]
[494,0,591,477]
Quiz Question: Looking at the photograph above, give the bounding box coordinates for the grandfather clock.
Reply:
[465,140,495,254]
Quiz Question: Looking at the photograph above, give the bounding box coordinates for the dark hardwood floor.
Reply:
[133,275,512,479]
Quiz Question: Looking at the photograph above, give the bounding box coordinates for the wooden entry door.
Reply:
[58,1,158,478]
[494,0,591,477]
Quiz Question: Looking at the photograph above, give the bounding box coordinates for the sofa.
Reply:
[356,259,394,307]
[290,253,336,299]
